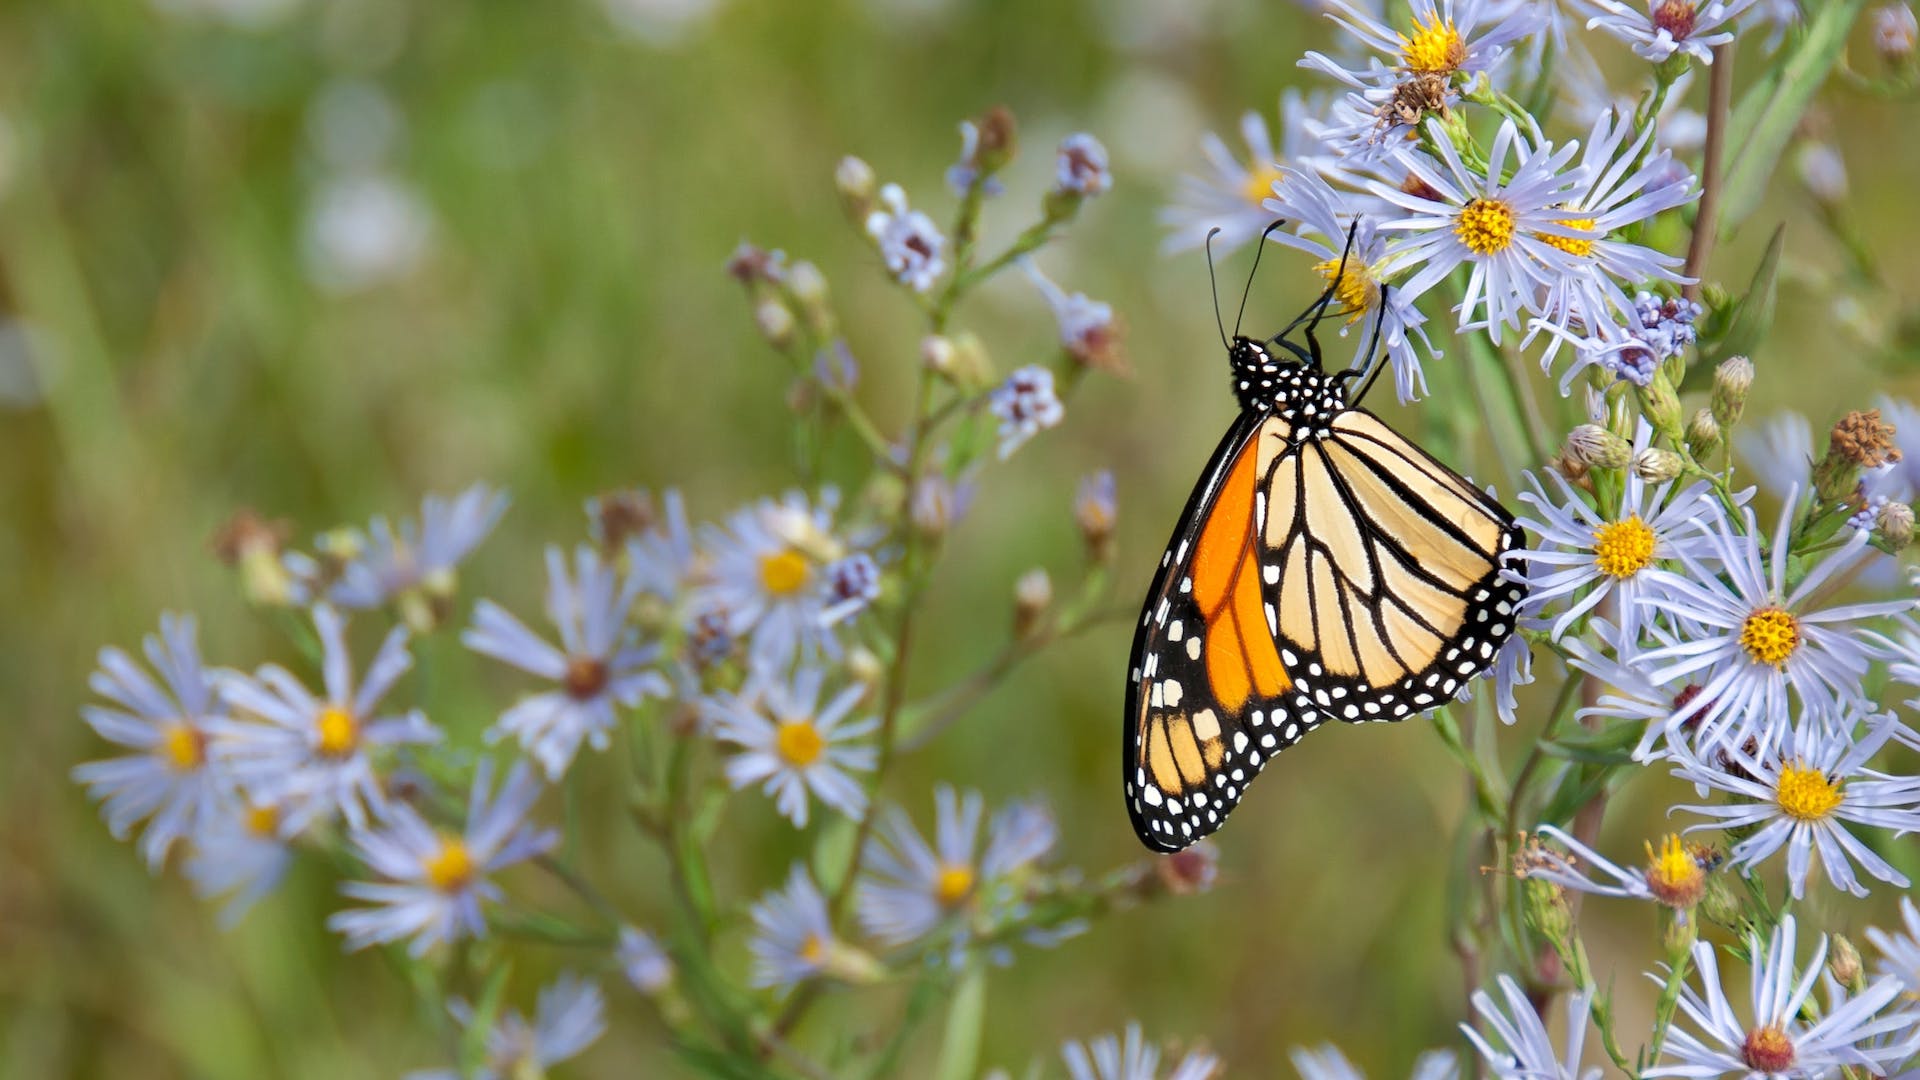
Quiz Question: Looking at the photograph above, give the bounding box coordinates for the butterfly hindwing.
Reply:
[1255,408,1525,724]
[1124,412,1324,852]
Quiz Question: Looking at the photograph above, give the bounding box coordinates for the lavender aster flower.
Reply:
[1026,262,1125,374]
[749,863,842,990]
[1518,824,1715,910]
[184,796,294,925]
[618,925,674,992]
[328,484,509,623]
[1291,1045,1458,1080]
[1300,0,1547,88]
[464,545,669,779]
[1574,0,1761,65]
[1161,90,1328,254]
[866,183,946,293]
[705,665,877,827]
[1735,411,1814,502]
[1463,974,1601,1080]
[990,365,1065,460]
[329,759,557,955]
[408,974,606,1080]
[72,613,231,870]
[1055,132,1112,197]
[694,488,865,674]
[1062,1024,1221,1080]
[856,786,1058,948]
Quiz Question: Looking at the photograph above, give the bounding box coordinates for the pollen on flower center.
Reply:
[424,837,476,891]
[564,655,609,700]
[775,719,825,768]
[1454,198,1516,255]
[800,932,828,966]
[1654,0,1700,40]
[1776,762,1844,821]
[1592,514,1657,578]
[1740,1024,1795,1073]
[316,705,360,757]
[1313,257,1381,324]
[1400,14,1465,74]
[1535,216,1598,258]
[759,549,811,596]
[158,721,207,771]
[245,803,280,837]
[1739,608,1800,667]
[1241,163,1284,207]
[934,862,976,906]
[1642,834,1706,908]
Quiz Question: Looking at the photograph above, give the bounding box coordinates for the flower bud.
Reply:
[1817,409,1903,504]
[1520,875,1572,947]
[1564,423,1632,471]
[1697,871,1742,930]
[945,332,994,392]
[754,298,796,349]
[836,155,876,221]
[1634,447,1685,483]
[1711,355,1753,429]
[973,105,1018,175]
[1876,4,1917,63]
[1878,500,1915,552]
[1635,372,1685,442]
[1686,407,1721,458]
[789,260,831,330]
[1660,902,1699,957]
[210,509,300,608]
[847,645,885,689]
[921,334,956,376]
[1829,933,1864,989]
[1075,470,1118,565]
[1013,568,1053,637]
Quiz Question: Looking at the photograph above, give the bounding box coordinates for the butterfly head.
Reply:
[1228,335,1346,422]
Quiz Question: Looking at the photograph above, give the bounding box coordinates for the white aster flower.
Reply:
[1160,90,1327,254]
[1300,0,1547,89]
[328,483,509,621]
[464,545,669,780]
[72,613,231,871]
[329,759,556,955]
[1866,897,1920,996]
[1574,0,1761,64]
[1062,1023,1221,1080]
[1735,411,1814,502]
[408,974,607,1080]
[618,925,674,992]
[1370,118,1587,344]
[990,365,1066,460]
[1291,1045,1459,1080]
[1025,261,1124,374]
[693,488,864,675]
[1669,718,1920,898]
[1647,916,1917,1078]
[1463,974,1600,1080]
[1634,495,1914,752]
[1563,627,1720,762]
[215,604,440,832]
[1511,423,1718,643]
[856,786,1058,948]
[184,796,295,925]
[1518,824,1716,909]
[1055,132,1113,198]
[706,666,877,827]
[748,863,840,990]
[1263,168,1442,402]
[865,183,946,293]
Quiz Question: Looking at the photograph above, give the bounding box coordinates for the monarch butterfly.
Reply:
[1123,225,1527,852]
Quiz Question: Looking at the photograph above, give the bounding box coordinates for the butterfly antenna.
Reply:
[1205,228,1229,350]
[1272,217,1359,344]
[1233,219,1289,339]
[1348,283,1394,405]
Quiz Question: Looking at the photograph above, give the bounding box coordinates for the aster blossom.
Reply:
[326,483,508,618]
[1300,0,1547,89]
[692,487,869,673]
[1160,90,1327,254]
[1462,974,1601,1080]
[1574,0,1762,65]
[705,665,877,827]
[990,365,1065,460]
[1060,1023,1221,1080]
[865,183,946,293]
[856,785,1058,949]
[1516,824,1715,910]
[407,974,606,1080]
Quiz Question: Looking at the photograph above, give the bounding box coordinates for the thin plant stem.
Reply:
[1682,45,1734,303]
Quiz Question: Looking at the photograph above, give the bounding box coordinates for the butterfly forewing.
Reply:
[1124,412,1323,852]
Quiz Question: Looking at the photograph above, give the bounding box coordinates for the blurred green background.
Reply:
[5,0,1919,1075]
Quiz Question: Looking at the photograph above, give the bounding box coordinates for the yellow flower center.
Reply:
[1592,514,1657,579]
[423,837,477,891]
[1240,163,1284,207]
[759,549,811,596]
[1775,762,1844,822]
[158,721,207,771]
[1312,257,1382,325]
[934,862,977,907]
[1454,198,1516,255]
[1740,1024,1795,1073]
[1535,216,1598,258]
[775,719,825,768]
[799,932,828,966]
[1739,608,1800,668]
[246,803,281,837]
[315,705,360,757]
[1642,834,1705,908]
[1399,13,1466,74]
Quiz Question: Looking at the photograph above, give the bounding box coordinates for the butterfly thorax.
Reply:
[1227,336,1347,432]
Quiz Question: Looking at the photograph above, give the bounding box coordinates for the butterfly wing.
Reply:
[1124,411,1324,852]
[1256,408,1526,724]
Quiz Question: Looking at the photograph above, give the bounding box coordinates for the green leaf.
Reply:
[812,814,859,897]
[1539,720,1645,765]
[932,964,988,1080]
[1692,225,1784,379]
[1720,0,1868,232]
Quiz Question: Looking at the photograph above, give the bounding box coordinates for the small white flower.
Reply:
[1300,0,1547,89]
[706,666,877,827]
[857,786,1058,948]
[1535,290,1704,392]
[1634,495,1914,752]
[618,925,674,993]
[693,488,865,674]
[1055,132,1113,197]
[1160,90,1327,254]
[303,171,432,293]
[1573,0,1761,64]
[1562,627,1714,761]
[1062,1023,1221,1080]
[989,365,1065,460]
[1511,423,1719,643]
[1669,718,1920,898]
[1291,1045,1457,1080]
[184,796,295,925]
[72,613,231,870]
[1866,897,1920,997]
[328,483,509,616]
[1876,3,1919,58]
[464,545,669,780]
[1518,824,1716,909]
[1647,916,1918,1078]
[215,604,440,832]
[1463,974,1600,1080]
[1370,118,1588,344]
[408,974,607,1080]
[748,863,839,990]
[1026,262,1124,373]
[328,759,557,955]
[1263,168,1442,402]
[865,183,946,293]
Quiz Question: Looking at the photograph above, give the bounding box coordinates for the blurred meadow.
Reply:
[6,0,1920,1076]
